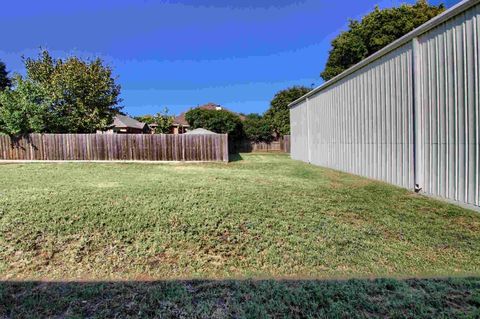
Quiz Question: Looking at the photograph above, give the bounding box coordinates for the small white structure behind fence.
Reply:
[290,0,480,209]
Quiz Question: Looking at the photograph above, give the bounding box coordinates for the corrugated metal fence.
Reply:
[290,0,480,209]
[0,133,229,162]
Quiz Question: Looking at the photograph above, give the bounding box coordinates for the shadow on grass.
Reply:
[1,278,479,318]
[228,153,244,162]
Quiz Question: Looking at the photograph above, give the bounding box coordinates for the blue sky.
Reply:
[1,0,459,116]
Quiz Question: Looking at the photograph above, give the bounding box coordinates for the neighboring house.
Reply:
[100,114,151,134]
[171,102,245,134]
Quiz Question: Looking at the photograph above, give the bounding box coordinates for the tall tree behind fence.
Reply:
[290,0,480,209]
[0,134,229,162]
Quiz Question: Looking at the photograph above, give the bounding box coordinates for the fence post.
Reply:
[223,134,229,162]
[412,37,423,192]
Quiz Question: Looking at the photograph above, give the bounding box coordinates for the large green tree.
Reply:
[264,86,311,136]
[0,60,11,91]
[185,108,244,140]
[0,76,51,135]
[23,50,122,133]
[321,0,444,81]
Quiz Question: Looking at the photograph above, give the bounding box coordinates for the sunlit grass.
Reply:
[0,153,479,280]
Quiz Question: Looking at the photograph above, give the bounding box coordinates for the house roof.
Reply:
[185,128,217,135]
[110,114,147,129]
[172,102,246,126]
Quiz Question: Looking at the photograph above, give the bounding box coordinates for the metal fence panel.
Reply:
[417,3,480,206]
[300,44,415,189]
[290,100,309,162]
[290,0,480,209]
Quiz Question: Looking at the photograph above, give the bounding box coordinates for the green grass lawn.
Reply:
[1,153,480,317]
[1,278,479,318]
[0,153,479,280]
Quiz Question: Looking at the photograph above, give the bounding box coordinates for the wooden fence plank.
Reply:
[0,134,228,162]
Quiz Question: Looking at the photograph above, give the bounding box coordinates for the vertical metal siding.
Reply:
[417,3,480,206]
[290,1,480,209]
[290,100,309,162]
[300,44,415,189]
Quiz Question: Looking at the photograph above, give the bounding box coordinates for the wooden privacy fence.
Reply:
[237,135,290,153]
[0,133,229,162]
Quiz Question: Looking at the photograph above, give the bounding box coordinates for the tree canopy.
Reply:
[243,113,273,142]
[0,50,122,135]
[264,86,311,136]
[24,50,122,133]
[0,60,11,91]
[0,76,51,135]
[135,107,174,134]
[185,108,244,140]
[321,0,444,81]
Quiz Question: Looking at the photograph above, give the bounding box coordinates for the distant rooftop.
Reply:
[185,128,217,135]
[110,114,146,129]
